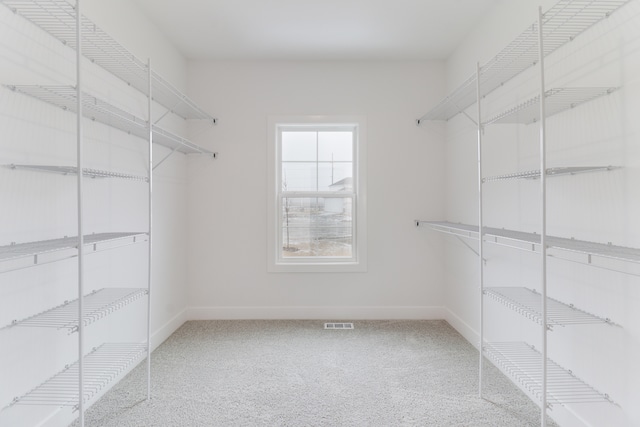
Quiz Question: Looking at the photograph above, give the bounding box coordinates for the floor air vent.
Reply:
[324,322,354,330]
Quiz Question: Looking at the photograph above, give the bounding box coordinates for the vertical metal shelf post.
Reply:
[476,62,485,399]
[146,58,153,401]
[537,7,549,427]
[75,0,85,425]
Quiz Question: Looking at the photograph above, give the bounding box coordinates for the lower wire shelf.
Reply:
[484,287,615,328]
[8,343,146,410]
[484,342,613,406]
[2,288,147,333]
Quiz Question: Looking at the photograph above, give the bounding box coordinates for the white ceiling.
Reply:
[131,0,500,61]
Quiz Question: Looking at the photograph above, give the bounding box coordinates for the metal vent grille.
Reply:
[324,322,354,330]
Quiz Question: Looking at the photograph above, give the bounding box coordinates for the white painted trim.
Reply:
[443,307,479,350]
[187,305,445,320]
[150,308,188,350]
[267,115,368,273]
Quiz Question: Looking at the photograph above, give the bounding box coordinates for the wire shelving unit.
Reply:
[2,288,147,332]
[484,342,613,406]
[483,87,617,125]
[414,1,632,425]
[1,0,216,123]
[6,343,146,409]
[6,85,216,157]
[416,0,629,123]
[483,166,619,182]
[484,287,615,328]
[0,0,220,424]
[5,164,148,181]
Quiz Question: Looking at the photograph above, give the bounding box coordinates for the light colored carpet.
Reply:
[75,320,555,427]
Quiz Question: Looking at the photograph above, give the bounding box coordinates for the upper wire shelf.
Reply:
[7,85,216,156]
[416,221,640,266]
[417,0,629,123]
[484,341,613,405]
[0,232,147,272]
[1,0,216,123]
[5,164,148,181]
[483,165,619,182]
[6,343,146,409]
[484,287,615,328]
[2,288,147,333]
[484,87,617,125]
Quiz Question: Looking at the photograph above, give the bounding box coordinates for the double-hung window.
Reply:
[268,116,367,272]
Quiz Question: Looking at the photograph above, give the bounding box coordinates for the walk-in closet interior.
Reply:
[1,0,638,426]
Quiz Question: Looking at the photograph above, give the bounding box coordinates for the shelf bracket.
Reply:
[455,236,487,265]
[152,147,180,171]
[459,108,478,127]
[152,149,217,171]
[154,100,182,125]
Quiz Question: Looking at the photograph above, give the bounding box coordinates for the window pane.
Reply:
[318,131,352,161]
[282,162,317,191]
[318,162,353,191]
[282,131,316,161]
[281,197,353,258]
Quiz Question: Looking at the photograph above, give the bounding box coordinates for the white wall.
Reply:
[0,0,190,425]
[442,1,640,426]
[185,60,447,320]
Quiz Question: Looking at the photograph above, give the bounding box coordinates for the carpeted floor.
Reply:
[75,320,555,426]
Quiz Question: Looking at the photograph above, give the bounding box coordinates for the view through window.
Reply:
[279,126,356,260]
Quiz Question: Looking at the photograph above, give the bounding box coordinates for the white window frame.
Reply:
[267,115,367,273]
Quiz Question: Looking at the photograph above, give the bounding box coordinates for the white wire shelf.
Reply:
[483,166,620,182]
[416,221,480,240]
[2,288,147,332]
[417,221,640,266]
[1,0,216,122]
[484,87,617,125]
[152,125,216,156]
[0,232,147,272]
[484,342,613,405]
[417,0,629,122]
[5,164,147,181]
[6,85,216,156]
[484,287,615,328]
[7,343,146,409]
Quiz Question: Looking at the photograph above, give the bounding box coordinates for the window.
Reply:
[268,116,367,272]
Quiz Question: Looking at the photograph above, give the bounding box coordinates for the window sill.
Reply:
[268,261,367,273]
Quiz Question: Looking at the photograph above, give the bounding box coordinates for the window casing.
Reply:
[268,116,367,272]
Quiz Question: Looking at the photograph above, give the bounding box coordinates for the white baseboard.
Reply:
[150,308,188,351]
[443,307,479,349]
[187,305,446,320]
